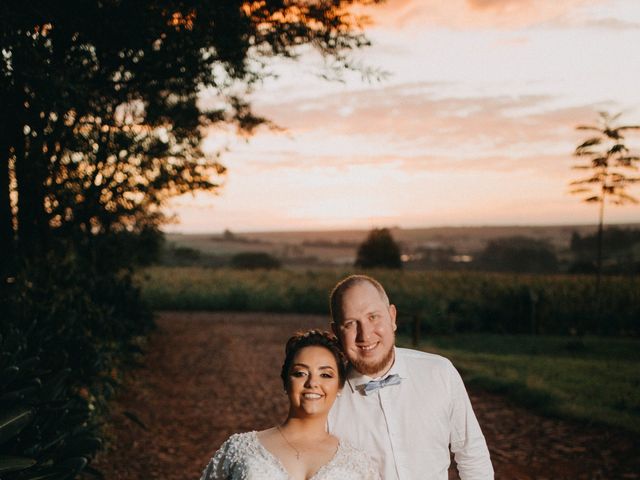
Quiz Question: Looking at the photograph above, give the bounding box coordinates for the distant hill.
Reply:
[163,223,640,267]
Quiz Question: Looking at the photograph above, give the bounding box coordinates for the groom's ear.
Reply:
[389,304,397,332]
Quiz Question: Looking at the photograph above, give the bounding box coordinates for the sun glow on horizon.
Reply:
[166,0,640,233]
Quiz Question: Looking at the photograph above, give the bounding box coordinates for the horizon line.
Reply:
[161,221,640,236]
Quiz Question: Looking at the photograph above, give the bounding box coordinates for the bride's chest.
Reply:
[233,452,355,480]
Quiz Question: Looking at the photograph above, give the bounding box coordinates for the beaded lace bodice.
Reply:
[200,431,380,480]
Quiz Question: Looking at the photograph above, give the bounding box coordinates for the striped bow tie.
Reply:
[363,374,402,395]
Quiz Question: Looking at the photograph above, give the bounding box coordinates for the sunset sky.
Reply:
[165,0,640,233]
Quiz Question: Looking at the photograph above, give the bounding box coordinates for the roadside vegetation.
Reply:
[139,266,639,336]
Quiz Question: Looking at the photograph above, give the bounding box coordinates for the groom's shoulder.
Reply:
[396,347,454,371]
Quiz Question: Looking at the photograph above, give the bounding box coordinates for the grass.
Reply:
[398,334,640,434]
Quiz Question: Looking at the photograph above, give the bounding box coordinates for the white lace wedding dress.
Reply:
[199,431,380,480]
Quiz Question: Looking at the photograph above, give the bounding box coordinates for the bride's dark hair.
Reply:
[280,330,347,390]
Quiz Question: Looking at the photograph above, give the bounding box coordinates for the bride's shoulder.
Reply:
[336,439,379,471]
[219,431,258,451]
[200,432,259,480]
[337,439,368,456]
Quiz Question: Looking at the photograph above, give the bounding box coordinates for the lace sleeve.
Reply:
[199,435,236,480]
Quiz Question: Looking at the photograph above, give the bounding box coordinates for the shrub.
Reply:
[0,255,152,479]
[231,252,281,270]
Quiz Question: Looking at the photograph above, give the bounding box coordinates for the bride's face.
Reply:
[286,346,341,417]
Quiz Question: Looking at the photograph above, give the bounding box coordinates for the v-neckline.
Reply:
[251,431,341,480]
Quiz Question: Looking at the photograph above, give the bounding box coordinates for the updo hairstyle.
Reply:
[280,329,347,390]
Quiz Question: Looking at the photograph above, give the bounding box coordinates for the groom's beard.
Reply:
[351,342,395,377]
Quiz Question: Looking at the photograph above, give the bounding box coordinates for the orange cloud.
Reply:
[365,0,601,30]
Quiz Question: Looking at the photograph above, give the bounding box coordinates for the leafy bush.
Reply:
[0,255,152,479]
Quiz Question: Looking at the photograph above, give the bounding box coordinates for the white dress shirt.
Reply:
[328,347,493,480]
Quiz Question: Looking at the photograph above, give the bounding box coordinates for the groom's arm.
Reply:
[448,363,494,479]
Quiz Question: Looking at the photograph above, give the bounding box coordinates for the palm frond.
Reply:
[592,157,608,168]
[609,143,627,154]
[574,150,599,157]
[603,128,622,140]
[569,177,598,185]
[576,125,600,132]
[576,138,601,150]
[615,156,640,168]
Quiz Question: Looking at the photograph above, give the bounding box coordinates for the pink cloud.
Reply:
[248,82,597,152]
[205,82,630,186]
[365,0,601,30]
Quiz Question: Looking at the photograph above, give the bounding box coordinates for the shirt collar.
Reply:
[345,347,407,393]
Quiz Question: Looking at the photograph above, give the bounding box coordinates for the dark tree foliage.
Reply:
[475,236,558,274]
[355,228,403,269]
[0,1,380,477]
[570,227,640,254]
[569,228,640,274]
[0,0,380,273]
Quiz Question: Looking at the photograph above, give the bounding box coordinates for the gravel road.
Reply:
[90,312,640,480]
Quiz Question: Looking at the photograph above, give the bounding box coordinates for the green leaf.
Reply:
[0,454,37,473]
[0,407,35,445]
[0,366,20,389]
[20,470,70,480]
[18,357,41,373]
[81,465,105,479]
[61,436,102,457]
[39,369,71,401]
[58,456,88,475]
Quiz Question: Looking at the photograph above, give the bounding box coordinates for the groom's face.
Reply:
[333,281,397,378]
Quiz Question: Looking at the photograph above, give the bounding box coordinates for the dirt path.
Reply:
[90,312,640,480]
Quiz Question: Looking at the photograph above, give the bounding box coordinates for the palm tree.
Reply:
[570,111,640,293]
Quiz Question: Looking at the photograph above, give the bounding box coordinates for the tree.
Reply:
[0,4,382,478]
[569,227,640,274]
[355,228,402,269]
[0,0,380,275]
[570,111,640,291]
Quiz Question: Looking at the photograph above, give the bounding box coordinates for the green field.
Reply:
[138,266,640,335]
[400,334,640,434]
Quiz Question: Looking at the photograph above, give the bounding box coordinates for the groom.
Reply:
[327,275,494,480]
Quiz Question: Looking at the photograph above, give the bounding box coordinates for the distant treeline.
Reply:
[402,228,640,275]
[159,227,640,275]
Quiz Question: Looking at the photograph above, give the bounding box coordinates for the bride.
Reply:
[199,330,380,480]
